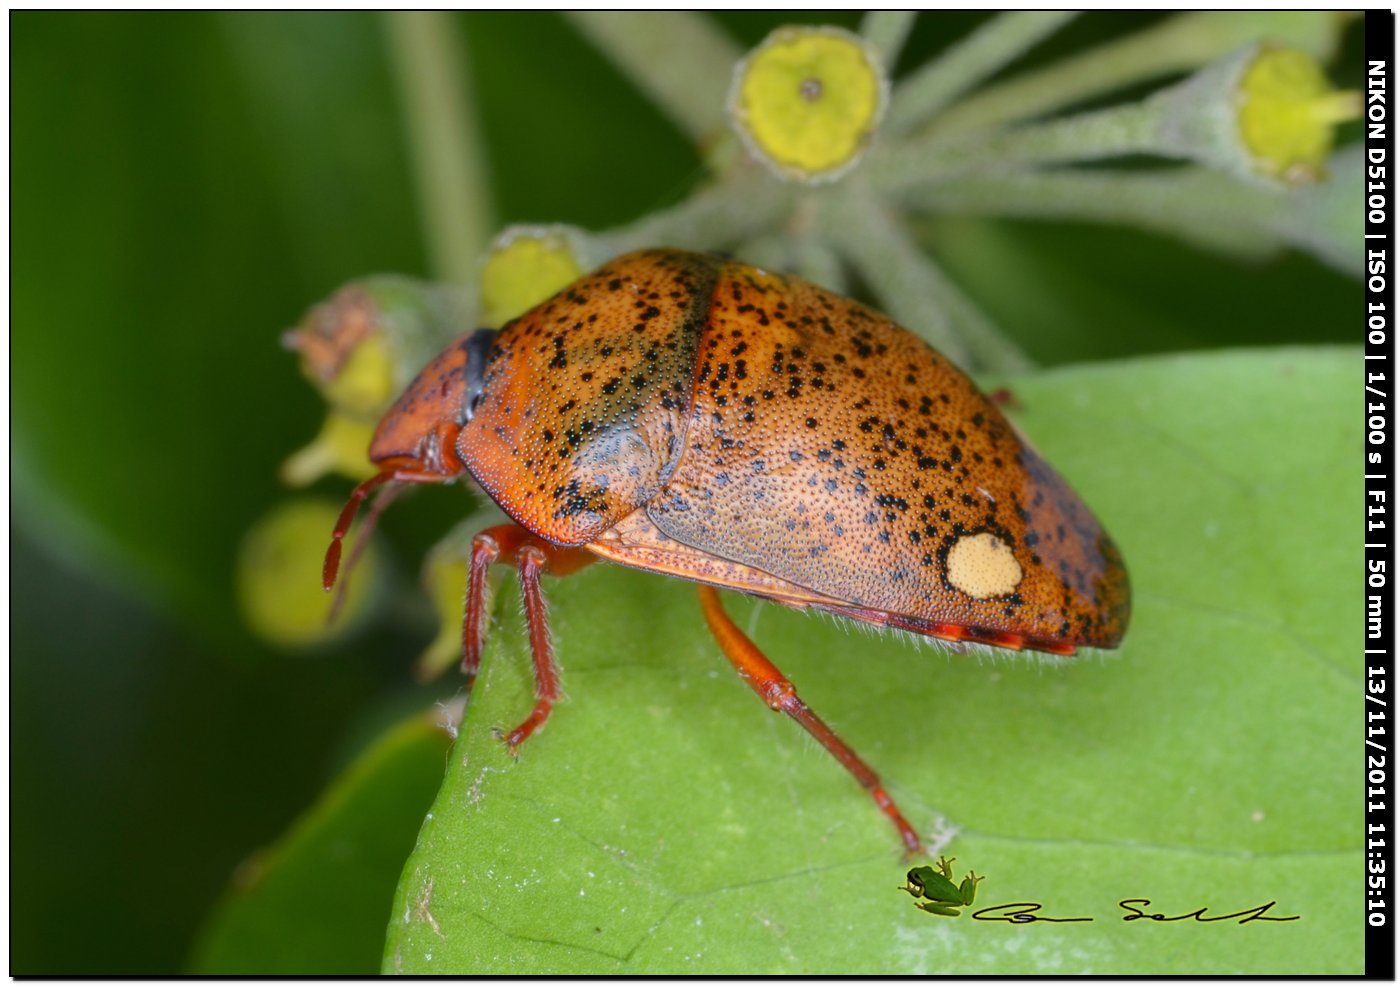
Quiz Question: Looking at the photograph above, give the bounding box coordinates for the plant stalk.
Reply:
[887,11,1078,136]
[565,11,741,147]
[384,11,494,284]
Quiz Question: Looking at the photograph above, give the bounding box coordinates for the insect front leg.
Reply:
[461,531,502,699]
[461,523,594,755]
[696,585,925,857]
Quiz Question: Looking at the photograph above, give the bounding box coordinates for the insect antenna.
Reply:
[325,478,410,623]
[323,471,394,591]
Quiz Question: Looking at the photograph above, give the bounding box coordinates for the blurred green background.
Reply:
[12,11,1361,973]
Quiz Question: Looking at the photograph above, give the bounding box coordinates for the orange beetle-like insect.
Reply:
[326,248,1130,855]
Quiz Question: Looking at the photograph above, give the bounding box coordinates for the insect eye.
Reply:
[460,328,497,424]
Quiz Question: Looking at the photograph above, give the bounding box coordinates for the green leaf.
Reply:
[382,347,1359,974]
[190,710,451,974]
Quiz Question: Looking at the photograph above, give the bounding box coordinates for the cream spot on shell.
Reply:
[946,532,1022,599]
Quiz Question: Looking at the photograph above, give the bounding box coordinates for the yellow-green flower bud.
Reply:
[480,226,588,328]
[1156,44,1360,187]
[285,276,474,420]
[283,277,476,483]
[728,25,889,184]
[414,520,482,681]
[237,498,380,648]
[320,332,396,420]
[280,412,379,487]
[1237,47,1361,185]
[417,553,470,682]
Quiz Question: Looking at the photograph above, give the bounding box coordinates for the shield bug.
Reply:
[325,248,1130,856]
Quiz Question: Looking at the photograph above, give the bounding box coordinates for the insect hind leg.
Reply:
[696,585,925,857]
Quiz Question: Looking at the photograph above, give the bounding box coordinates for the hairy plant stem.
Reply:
[791,234,849,295]
[887,11,1079,136]
[922,10,1349,139]
[874,100,1160,191]
[819,183,1033,373]
[900,167,1280,261]
[859,11,917,71]
[565,11,741,147]
[595,166,796,259]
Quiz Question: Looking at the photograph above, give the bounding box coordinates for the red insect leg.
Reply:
[461,523,594,754]
[324,469,455,590]
[697,585,925,857]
